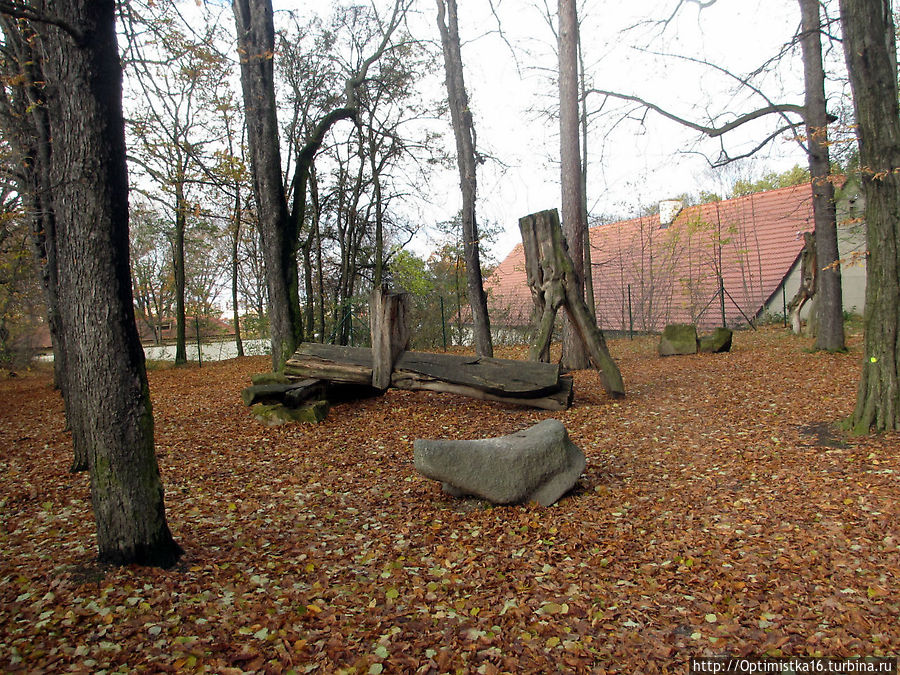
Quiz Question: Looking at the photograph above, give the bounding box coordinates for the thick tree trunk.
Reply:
[39,0,180,566]
[799,0,845,352]
[233,0,303,371]
[436,0,493,358]
[558,0,590,369]
[839,0,900,433]
[0,18,87,471]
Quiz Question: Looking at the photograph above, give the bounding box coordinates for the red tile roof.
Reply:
[486,182,815,331]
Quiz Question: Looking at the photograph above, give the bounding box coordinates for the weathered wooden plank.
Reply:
[392,374,573,411]
[370,287,410,390]
[283,343,572,409]
[284,343,373,384]
[241,379,322,407]
[394,352,561,397]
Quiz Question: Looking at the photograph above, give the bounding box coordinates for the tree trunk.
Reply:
[578,34,595,318]
[231,187,244,357]
[436,0,493,358]
[788,231,816,334]
[799,0,845,352]
[233,0,303,371]
[0,18,86,471]
[369,287,409,390]
[519,209,625,397]
[311,165,326,342]
[839,0,900,433]
[174,177,187,365]
[38,0,180,566]
[558,0,590,369]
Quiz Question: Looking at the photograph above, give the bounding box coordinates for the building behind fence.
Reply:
[485,181,867,336]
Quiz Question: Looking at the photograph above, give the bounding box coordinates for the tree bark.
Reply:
[519,209,625,397]
[37,0,180,566]
[436,0,493,358]
[233,0,303,371]
[558,0,590,369]
[0,17,87,471]
[799,0,845,352]
[839,0,900,433]
[173,175,187,365]
[578,33,595,318]
[231,187,244,357]
[788,231,816,334]
[369,286,409,390]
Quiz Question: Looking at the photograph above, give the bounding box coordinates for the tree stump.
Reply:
[369,286,409,390]
[519,208,625,398]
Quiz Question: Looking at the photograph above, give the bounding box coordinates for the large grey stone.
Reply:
[413,419,585,507]
[658,323,698,356]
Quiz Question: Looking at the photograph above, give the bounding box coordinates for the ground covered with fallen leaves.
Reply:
[1,326,898,674]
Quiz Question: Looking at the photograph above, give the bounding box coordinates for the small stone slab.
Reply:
[251,400,329,426]
[699,327,733,353]
[413,419,585,507]
[241,379,323,406]
[659,324,698,356]
[251,372,292,386]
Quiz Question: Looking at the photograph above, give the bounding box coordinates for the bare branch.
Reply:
[586,88,805,138]
[635,47,809,151]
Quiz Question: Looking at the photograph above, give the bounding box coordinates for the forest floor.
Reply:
[1,326,898,674]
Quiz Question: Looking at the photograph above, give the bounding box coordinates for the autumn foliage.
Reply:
[1,327,898,673]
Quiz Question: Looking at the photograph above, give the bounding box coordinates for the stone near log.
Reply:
[413,419,585,507]
[658,324,698,356]
[699,327,733,353]
[251,400,329,426]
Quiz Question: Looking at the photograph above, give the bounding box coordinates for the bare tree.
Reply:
[839,0,900,432]
[435,0,492,357]
[233,0,408,369]
[588,0,845,347]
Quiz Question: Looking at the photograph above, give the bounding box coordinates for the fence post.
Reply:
[782,286,787,328]
[195,316,202,368]
[719,275,727,328]
[628,284,633,340]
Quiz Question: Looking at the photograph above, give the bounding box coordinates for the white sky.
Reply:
[424,0,834,260]
[182,0,846,261]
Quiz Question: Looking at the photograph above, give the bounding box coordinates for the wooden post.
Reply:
[369,286,410,390]
[519,209,625,398]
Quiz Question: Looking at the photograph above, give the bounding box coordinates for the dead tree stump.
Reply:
[369,286,410,390]
[788,231,816,334]
[519,208,625,398]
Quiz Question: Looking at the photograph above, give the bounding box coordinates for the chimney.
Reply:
[659,199,684,229]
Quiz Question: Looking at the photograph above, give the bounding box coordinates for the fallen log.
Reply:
[284,344,372,384]
[392,373,574,411]
[283,343,572,410]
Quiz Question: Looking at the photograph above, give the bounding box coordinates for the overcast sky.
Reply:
[230,0,847,260]
[405,0,846,259]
